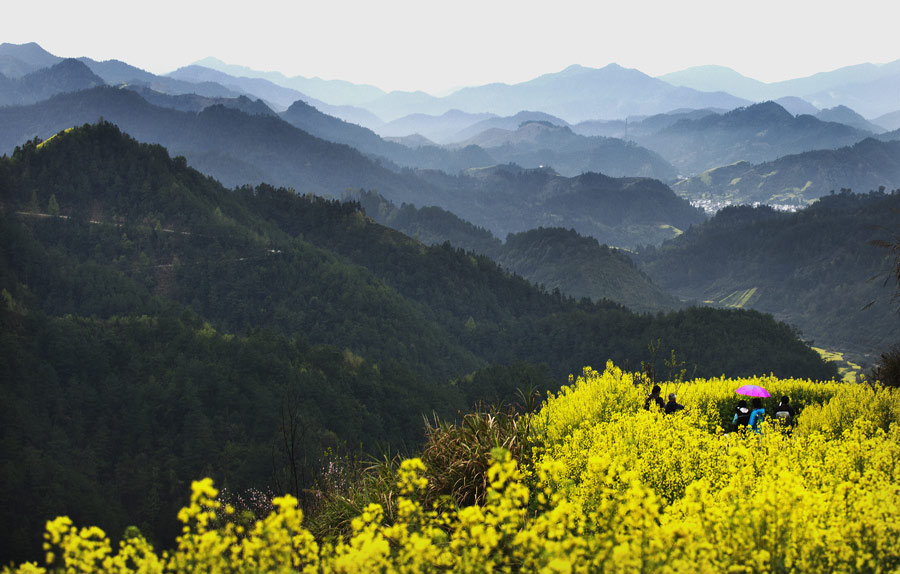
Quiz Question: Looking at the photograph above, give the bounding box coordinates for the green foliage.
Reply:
[637,191,900,367]
[872,344,900,388]
[496,227,679,312]
[352,189,502,256]
[420,407,530,508]
[0,123,839,563]
[305,405,530,542]
[355,191,681,312]
[46,193,59,216]
[0,306,452,561]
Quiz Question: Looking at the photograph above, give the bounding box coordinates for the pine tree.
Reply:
[48,194,60,217]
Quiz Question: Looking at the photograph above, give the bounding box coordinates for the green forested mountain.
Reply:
[353,191,678,313]
[352,189,502,255]
[672,138,900,210]
[494,228,681,313]
[636,191,900,366]
[0,123,836,562]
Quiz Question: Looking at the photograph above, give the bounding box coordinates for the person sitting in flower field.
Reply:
[665,393,685,414]
[749,397,766,433]
[644,384,665,412]
[732,399,751,431]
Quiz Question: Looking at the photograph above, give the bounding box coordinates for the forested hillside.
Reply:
[494,228,681,313]
[0,123,836,561]
[353,191,679,312]
[636,191,900,366]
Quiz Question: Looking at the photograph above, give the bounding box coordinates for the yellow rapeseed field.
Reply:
[8,362,900,573]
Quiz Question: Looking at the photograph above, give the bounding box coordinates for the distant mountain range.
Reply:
[193,56,387,106]
[346,64,751,123]
[571,109,723,140]
[2,41,897,212]
[168,64,313,111]
[815,105,885,133]
[197,56,900,128]
[635,101,873,175]
[0,41,62,77]
[672,138,900,209]
[377,109,498,143]
[5,41,899,129]
[447,111,570,141]
[660,60,900,119]
[0,58,104,106]
[0,86,423,199]
[0,85,703,248]
[278,98,497,174]
[454,120,676,179]
[412,165,706,248]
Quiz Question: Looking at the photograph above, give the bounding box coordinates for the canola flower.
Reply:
[6,362,900,574]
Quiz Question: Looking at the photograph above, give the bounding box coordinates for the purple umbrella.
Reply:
[735,384,770,397]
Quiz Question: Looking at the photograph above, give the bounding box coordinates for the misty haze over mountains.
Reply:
[2,41,899,195]
[661,61,900,119]
[1,40,899,369]
[4,41,900,132]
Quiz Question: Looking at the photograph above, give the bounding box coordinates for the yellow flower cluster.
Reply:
[530,362,900,573]
[6,362,900,573]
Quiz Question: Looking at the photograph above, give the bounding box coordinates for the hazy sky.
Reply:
[5,0,898,94]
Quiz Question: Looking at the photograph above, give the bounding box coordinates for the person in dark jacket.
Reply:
[665,393,684,414]
[644,385,665,412]
[774,395,796,428]
[733,400,751,431]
